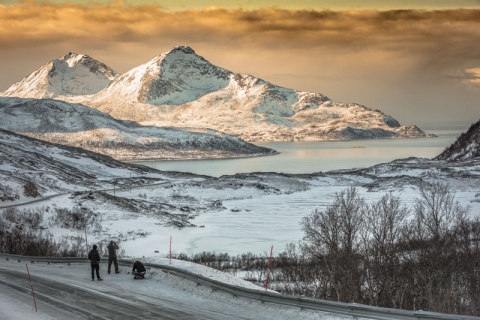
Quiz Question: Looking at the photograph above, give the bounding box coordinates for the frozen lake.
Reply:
[126,121,478,257]
[134,121,468,177]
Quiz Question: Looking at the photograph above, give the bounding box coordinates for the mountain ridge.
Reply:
[0,97,276,161]
[435,120,480,161]
[2,46,435,142]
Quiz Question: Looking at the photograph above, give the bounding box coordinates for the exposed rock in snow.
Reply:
[0,97,276,161]
[435,120,480,161]
[1,46,435,142]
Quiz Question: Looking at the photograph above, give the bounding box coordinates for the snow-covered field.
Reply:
[8,157,480,258]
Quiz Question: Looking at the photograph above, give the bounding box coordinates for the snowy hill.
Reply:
[0,97,276,160]
[2,52,116,98]
[0,128,162,202]
[435,120,480,161]
[1,46,434,142]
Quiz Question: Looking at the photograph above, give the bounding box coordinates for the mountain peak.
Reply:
[62,52,85,59]
[2,52,116,98]
[165,46,196,56]
[60,52,87,67]
[96,45,230,105]
[153,45,199,64]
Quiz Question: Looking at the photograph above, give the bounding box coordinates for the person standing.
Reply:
[88,244,103,281]
[107,240,120,274]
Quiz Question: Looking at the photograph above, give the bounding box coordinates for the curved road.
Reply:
[0,262,257,320]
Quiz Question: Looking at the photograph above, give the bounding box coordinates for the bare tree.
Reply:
[362,193,409,308]
[404,182,469,313]
[300,187,366,302]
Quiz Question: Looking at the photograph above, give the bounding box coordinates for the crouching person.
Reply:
[132,260,146,279]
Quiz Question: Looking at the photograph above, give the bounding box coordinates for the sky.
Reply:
[1,1,480,126]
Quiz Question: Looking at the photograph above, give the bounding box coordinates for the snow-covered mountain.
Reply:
[435,120,480,161]
[1,46,434,142]
[0,97,275,160]
[2,53,116,98]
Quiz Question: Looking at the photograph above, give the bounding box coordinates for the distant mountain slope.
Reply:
[435,120,480,161]
[0,97,276,160]
[1,46,434,142]
[2,53,116,98]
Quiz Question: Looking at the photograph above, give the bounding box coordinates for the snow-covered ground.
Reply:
[10,158,480,258]
[1,128,480,319]
[0,257,354,320]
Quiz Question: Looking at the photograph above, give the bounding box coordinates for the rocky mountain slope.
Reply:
[0,97,276,161]
[1,46,434,142]
[435,120,480,161]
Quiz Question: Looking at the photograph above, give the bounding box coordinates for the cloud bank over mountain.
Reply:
[1,3,479,124]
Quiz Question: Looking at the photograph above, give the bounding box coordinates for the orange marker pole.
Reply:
[26,263,38,312]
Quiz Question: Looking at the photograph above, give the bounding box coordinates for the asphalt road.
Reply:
[0,263,252,320]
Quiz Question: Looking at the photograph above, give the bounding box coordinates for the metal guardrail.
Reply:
[0,253,477,320]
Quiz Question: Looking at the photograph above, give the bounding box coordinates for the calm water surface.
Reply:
[134,122,469,177]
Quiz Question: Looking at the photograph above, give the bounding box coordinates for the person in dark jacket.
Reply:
[88,244,103,281]
[132,260,146,279]
[107,240,119,274]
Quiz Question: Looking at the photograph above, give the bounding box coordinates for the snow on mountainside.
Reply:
[95,46,232,106]
[1,46,434,142]
[90,46,432,142]
[0,128,159,202]
[0,97,276,160]
[2,53,116,98]
[435,120,480,161]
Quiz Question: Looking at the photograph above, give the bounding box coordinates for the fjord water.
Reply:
[135,121,468,177]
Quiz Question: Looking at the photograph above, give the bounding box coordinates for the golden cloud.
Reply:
[2,3,480,51]
[1,2,480,91]
[1,2,479,124]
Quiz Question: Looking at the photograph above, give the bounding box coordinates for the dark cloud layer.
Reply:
[2,4,479,60]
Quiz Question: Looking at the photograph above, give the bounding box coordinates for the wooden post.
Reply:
[169,235,172,264]
[49,234,53,257]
